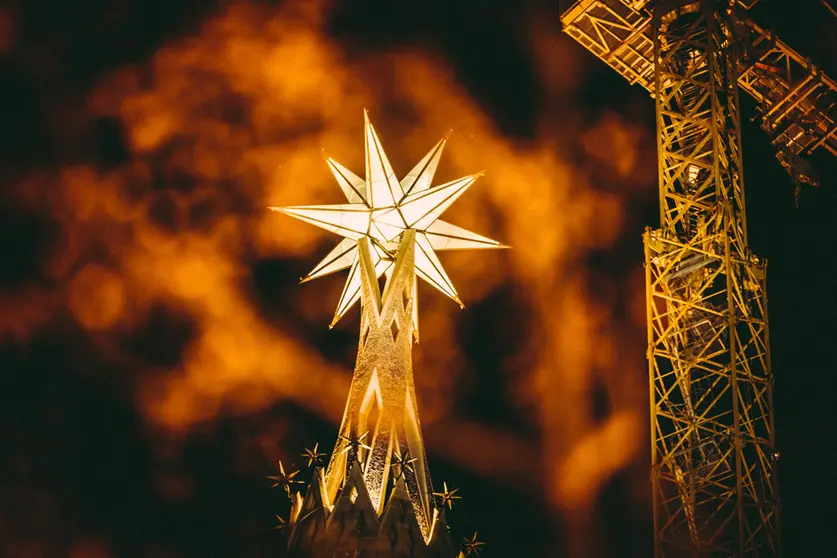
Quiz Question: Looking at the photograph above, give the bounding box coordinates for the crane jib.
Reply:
[561,0,837,161]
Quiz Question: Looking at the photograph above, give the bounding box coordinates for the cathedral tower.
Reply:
[271,111,503,557]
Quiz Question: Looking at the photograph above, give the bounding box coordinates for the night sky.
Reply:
[1,1,835,557]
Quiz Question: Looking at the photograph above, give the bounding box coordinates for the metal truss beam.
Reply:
[560,1,802,554]
[561,0,837,158]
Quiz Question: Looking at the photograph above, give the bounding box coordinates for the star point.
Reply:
[271,112,505,326]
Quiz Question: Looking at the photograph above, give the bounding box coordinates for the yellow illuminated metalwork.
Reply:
[561,0,836,158]
[272,112,504,545]
[555,0,837,555]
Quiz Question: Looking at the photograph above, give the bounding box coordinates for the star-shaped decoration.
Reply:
[273,514,287,531]
[463,533,485,555]
[301,443,326,468]
[267,460,304,497]
[391,448,418,479]
[433,481,462,510]
[339,431,372,458]
[270,110,507,328]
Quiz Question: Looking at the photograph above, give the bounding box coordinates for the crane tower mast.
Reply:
[561,0,837,555]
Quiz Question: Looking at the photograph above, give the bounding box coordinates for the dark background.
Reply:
[1,0,835,557]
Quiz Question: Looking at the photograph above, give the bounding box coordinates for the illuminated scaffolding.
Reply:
[562,0,837,555]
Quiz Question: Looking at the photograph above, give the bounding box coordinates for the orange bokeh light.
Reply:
[2,1,656,555]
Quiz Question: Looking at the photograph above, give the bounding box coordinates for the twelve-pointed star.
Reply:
[433,481,462,510]
[267,460,303,497]
[270,110,506,328]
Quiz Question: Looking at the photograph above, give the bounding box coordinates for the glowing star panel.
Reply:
[398,174,479,230]
[423,219,507,251]
[330,249,393,329]
[327,158,368,205]
[414,232,460,304]
[302,238,358,283]
[271,109,506,326]
[364,111,402,208]
[400,136,448,196]
[271,205,370,240]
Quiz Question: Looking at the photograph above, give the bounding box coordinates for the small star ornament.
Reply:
[391,448,418,479]
[463,532,485,555]
[340,432,372,453]
[301,443,327,468]
[433,481,462,510]
[270,110,506,329]
[339,431,372,458]
[267,460,303,497]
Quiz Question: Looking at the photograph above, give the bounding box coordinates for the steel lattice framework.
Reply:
[645,6,780,554]
[562,0,837,555]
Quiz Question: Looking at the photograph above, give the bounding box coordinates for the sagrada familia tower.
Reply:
[270,111,504,557]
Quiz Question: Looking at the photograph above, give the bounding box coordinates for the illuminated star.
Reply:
[273,514,287,531]
[301,443,326,468]
[463,533,485,555]
[433,481,461,510]
[339,431,372,458]
[270,110,507,329]
[267,460,303,497]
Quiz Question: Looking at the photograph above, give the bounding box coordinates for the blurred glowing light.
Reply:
[68,264,126,330]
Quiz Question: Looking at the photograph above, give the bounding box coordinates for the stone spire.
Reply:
[285,234,454,557]
[272,112,505,557]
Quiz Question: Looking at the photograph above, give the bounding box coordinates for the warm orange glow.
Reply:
[68,264,126,330]
[2,1,656,554]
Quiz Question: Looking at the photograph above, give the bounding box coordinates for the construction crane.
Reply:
[560,0,837,556]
